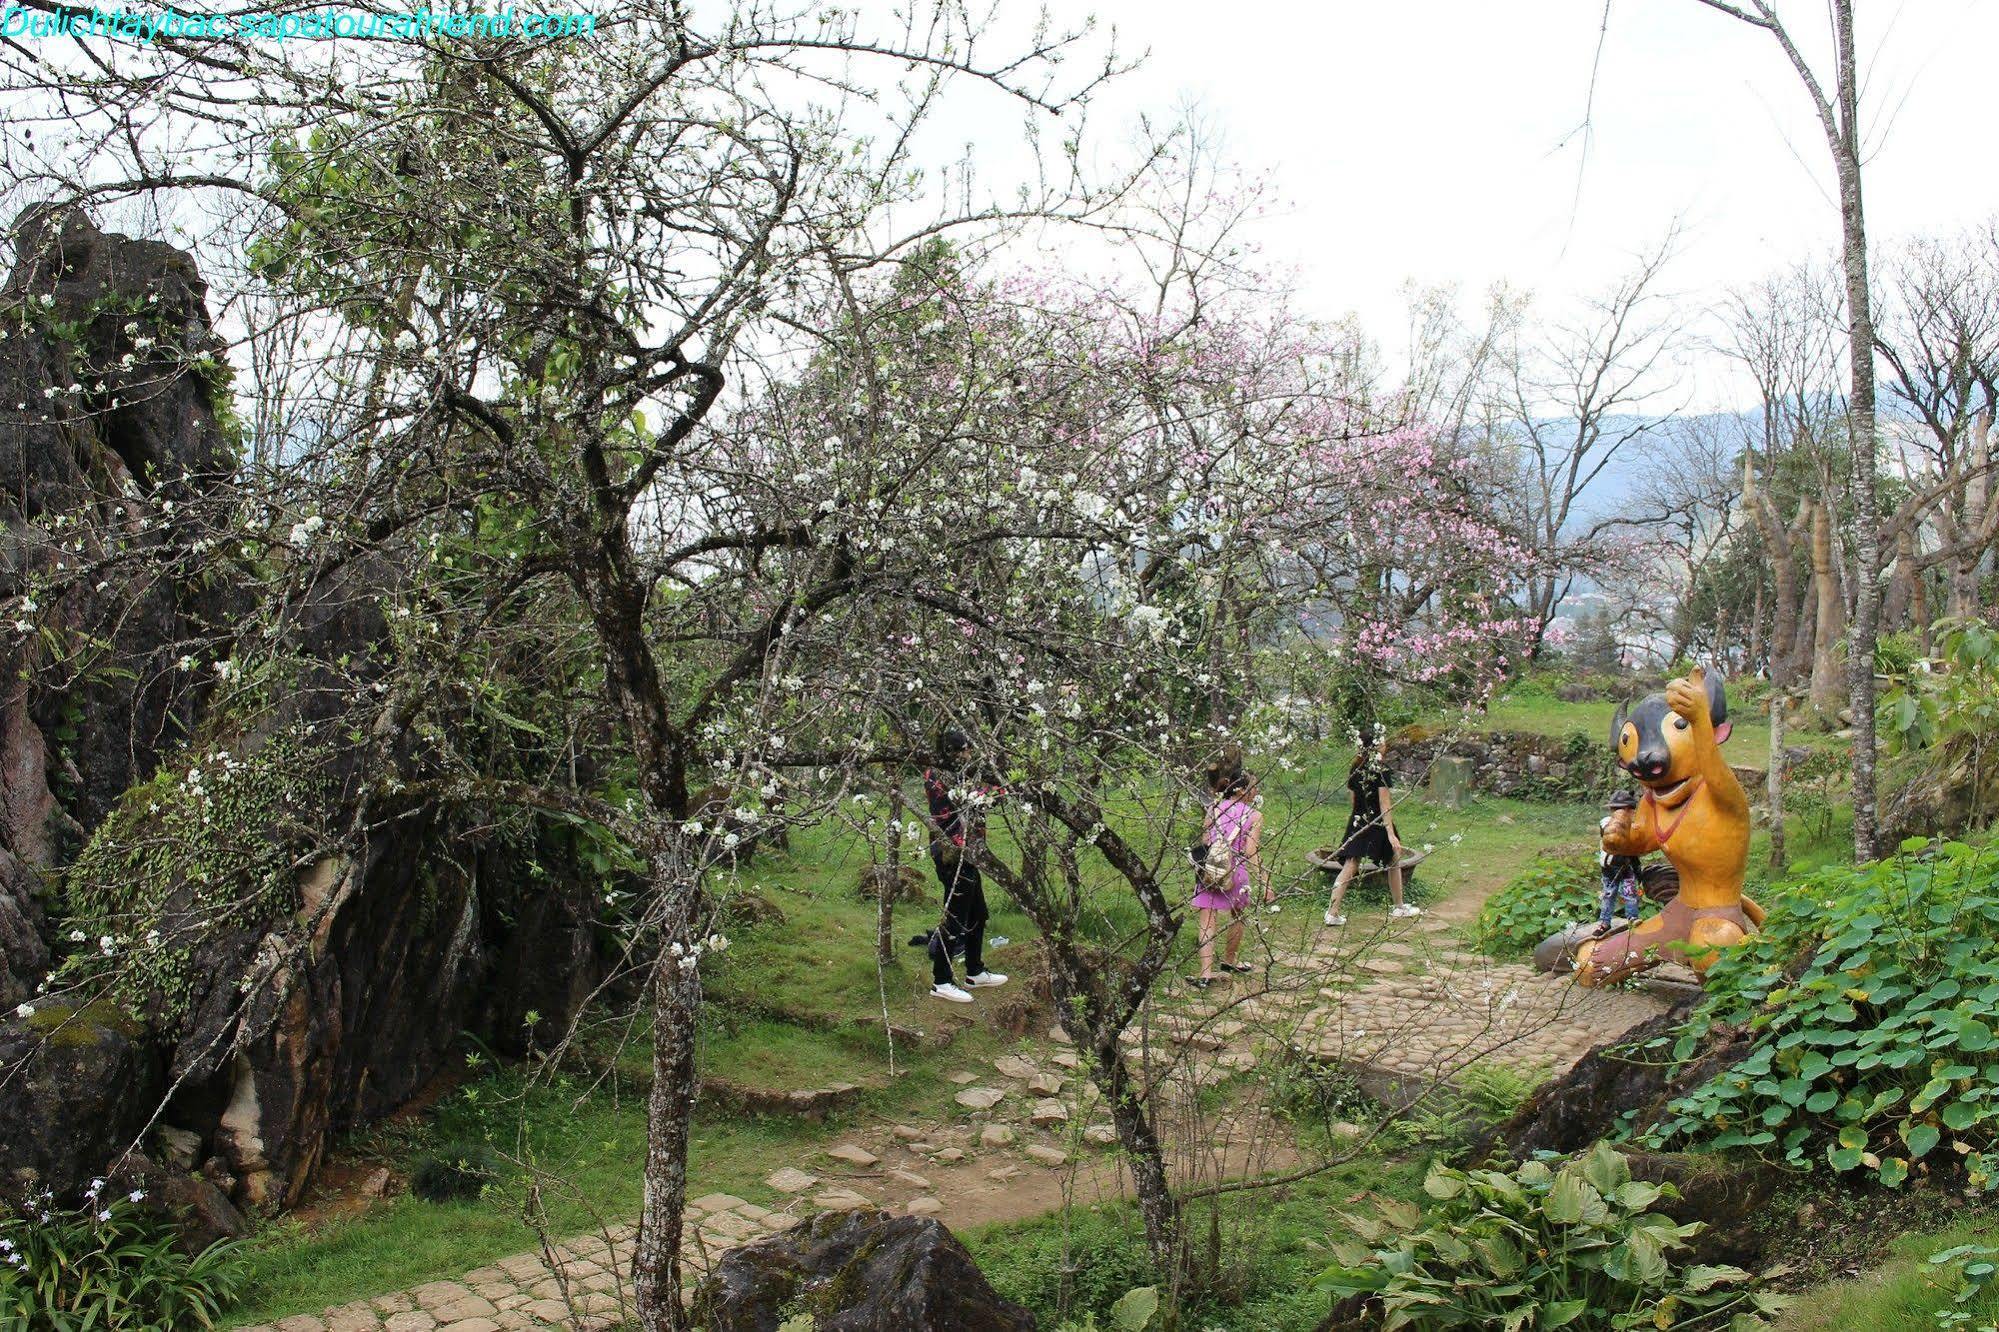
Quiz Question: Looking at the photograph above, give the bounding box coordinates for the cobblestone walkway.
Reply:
[1259,913,1666,1087]
[240,907,1666,1331]
[235,1195,793,1331]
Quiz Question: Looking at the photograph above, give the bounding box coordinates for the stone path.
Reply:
[239,907,1666,1331]
[235,1194,795,1331]
[1257,912,1665,1092]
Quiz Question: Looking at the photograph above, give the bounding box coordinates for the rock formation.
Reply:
[0,208,610,1216]
[691,1210,1038,1331]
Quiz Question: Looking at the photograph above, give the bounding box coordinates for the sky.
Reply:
[904,0,1999,410]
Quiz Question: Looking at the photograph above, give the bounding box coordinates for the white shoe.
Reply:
[1323,912,1347,927]
[930,983,974,1004]
[1390,904,1423,919]
[965,971,1009,988]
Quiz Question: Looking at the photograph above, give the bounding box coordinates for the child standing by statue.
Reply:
[1597,791,1644,932]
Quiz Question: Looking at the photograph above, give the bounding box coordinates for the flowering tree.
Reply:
[3,5,1144,1324]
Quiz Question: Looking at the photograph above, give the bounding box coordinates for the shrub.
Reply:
[0,1187,249,1330]
[976,1205,1157,1329]
[1880,618,1999,837]
[1315,1143,1785,1329]
[1474,855,1598,957]
[1394,1062,1541,1155]
[1783,748,1849,849]
[410,1144,502,1202]
[1269,1059,1371,1129]
[1641,842,1999,1195]
[1876,629,1925,678]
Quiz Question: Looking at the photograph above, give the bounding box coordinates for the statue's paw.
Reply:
[1665,677,1708,722]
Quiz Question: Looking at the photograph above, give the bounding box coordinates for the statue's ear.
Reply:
[1704,668,1728,727]
[1609,700,1629,752]
[1713,721,1733,745]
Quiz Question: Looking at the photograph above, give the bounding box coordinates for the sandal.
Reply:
[1219,961,1254,974]
[1184,975,1218,989]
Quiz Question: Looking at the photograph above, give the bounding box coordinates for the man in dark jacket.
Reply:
[918,728,1009,1003]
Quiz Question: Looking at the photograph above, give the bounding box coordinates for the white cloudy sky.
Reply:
[907,0,1999,408]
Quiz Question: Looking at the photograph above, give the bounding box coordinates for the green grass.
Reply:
[224,1070,796,1325]
[1777,1215,1999,1332]
[222,817,1053,1325]
[213,716,1822,1326]
[1472,692,1783,770]
[966,1152,1425,1331]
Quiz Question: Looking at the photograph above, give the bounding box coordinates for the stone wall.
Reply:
[1383,725,1618,804]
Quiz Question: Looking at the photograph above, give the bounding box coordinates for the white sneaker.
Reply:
[965,971,1009,988]
[1390,904,1423,919]
[1324,912,1347,927]
[930,983,974,1004]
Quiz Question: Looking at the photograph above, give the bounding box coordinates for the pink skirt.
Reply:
[1192,875,1250,912]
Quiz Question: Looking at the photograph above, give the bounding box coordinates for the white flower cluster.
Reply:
[668,933,731,973]
[288,514,326,549]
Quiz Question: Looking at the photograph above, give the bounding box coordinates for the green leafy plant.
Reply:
[1394,1063,1541,1154]
[1881,618,1999,835]
[1877,629,1926,678]
[1314,1143,1784,1330]
[1783,747,1849,849]
[0,1187,249,1330]
[1270,1059,1371,1128]
[1108,1285,1160,1329]
[409,1144,502,1203]
[1475,856,1599,957]
[1925,1243,1999,1331]
[1642,842,1999,1194]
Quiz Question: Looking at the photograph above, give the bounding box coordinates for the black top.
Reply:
[1348,762,1391,808]
[1338,763,1395,867]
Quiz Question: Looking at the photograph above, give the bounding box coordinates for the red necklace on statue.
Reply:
[1645,777,1706,845]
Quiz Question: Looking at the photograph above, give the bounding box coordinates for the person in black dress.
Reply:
[1323,745,1418,925]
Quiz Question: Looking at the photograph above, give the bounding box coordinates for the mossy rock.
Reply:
[854,864,929,906]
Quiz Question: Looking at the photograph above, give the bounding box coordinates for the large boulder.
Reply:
[1479,1003,1756,1162]
[691,1210,1037,1332]
[0,208,236,1010]
[0,210,609,1213]
[0,1003,163,1197]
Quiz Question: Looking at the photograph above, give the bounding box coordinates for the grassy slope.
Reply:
[223,752,1592,1325]
[1776,1215,1999,1331]
[967,1154,1426,1332]
[221,691,1868,1326]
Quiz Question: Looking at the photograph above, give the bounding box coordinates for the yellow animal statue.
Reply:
[1575,665,1764,987]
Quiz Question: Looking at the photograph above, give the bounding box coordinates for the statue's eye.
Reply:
[1672,716,1690,731]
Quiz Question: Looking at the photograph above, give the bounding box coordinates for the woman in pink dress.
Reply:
[1189,770,1267,988]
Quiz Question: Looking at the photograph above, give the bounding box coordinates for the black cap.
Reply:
[1605,789,1639,811]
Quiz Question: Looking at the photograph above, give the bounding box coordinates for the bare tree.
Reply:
[1492,235,1684,657]
[1619,412,1746,665]
[1877,225,1999,635]
[1689,0,1885,859]
[1716,261,1851,707]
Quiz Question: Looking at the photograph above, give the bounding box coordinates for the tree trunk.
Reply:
[1831,0,1882,861]
[1952,411,1992,619]
[1744,456,1802,688]
[1768,693,1788,875]
[1808,501,1846,716]
[878,787,906,969]
[1080,1007,1182,1273]
[1748,581,1766,676]
[634,854,703,1330]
